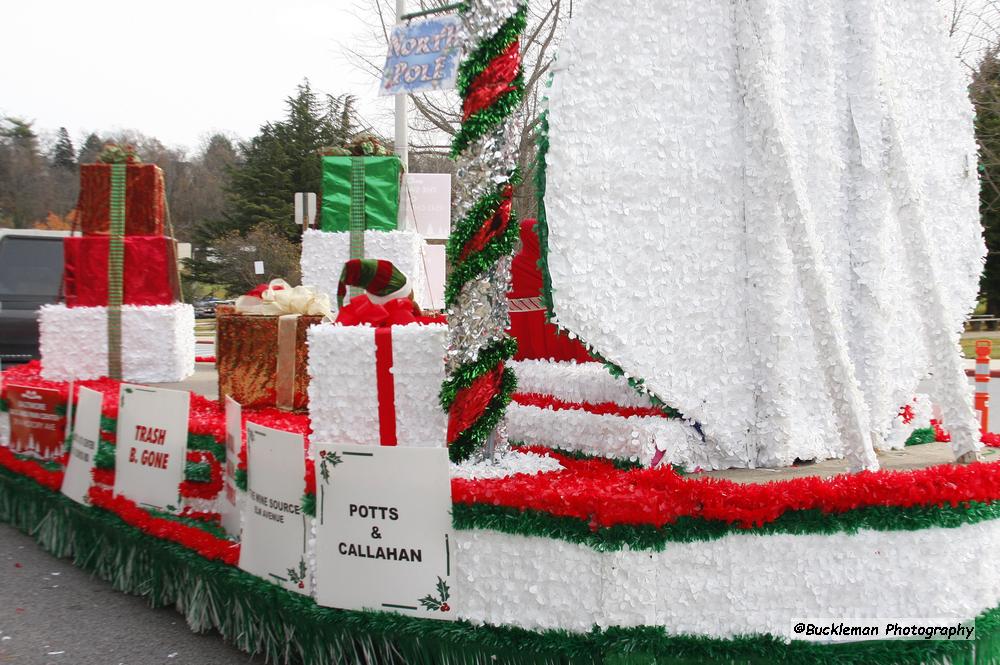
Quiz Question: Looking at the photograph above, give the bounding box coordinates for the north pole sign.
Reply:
[380,15,462,95]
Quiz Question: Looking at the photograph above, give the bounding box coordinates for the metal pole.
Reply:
[395,0,410,229]
[394,0,409,172]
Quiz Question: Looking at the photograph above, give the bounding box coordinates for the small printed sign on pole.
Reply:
[380,15,462,96]
[294,192,317,228]
[238,422,311,595]
[222,395,243,537]
[4,384,68,460]
[61,387,103,505]
[113,384,190,512]
[312,444,454,620]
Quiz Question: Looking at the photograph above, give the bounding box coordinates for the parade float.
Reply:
[3,1,1000,663]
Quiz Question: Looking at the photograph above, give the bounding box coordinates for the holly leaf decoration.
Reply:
[418,594,443,611]
[436,577,450,602]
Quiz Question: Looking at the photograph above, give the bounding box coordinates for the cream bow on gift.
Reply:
[234,279,333,320]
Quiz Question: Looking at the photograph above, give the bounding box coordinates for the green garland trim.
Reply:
[440,337,519,409]
[187,433,226,462]
[1,466,998,665]
[95,439,116,469]
[456,6,528,96]
[302,491,316,518]
[0,397,8,412]
[451,85,526,158]
[453,499,1000,551]
[446,217,521,307]
[234,468,247,492]
[450,6,527,156]
[905,427,937,446]
[448,368,517,463]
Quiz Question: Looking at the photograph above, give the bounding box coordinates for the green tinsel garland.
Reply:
[451,6,529,157]
[0,397,8,412]
[905,427,937,446]
[444,173,523,307]
[447,368,518,463]
[440,337,520,409]
[1,466,998,665]
[235,468,247,492]
[453,499,1000,551]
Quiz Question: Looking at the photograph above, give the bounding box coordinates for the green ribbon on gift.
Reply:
[107,163,126,379]
[348,157,366,300]
[319,156,401,234]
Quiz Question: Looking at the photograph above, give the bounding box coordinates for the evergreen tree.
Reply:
[51,127,76,169]
[77,133,104,164]
[973,49,1000,314]
[187,81,357,289]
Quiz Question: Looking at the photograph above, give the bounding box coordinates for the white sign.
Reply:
[294,192,317,227]
[254,260,265,275]
[422,243,446,311]
[222,396,243,536]
[404,173,451,239]
[60,387,103,505]
[313,445,454,620]
[239,422,310,595]
[113,384,190,511]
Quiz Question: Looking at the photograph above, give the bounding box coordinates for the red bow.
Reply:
[335,294,444,327]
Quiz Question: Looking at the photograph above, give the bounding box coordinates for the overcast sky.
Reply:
[4,1,998,156]
[0,0,395,153]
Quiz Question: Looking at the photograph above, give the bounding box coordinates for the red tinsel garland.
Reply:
[462,41,521,120]
[179,451,224,500]
[452,446,1000,530]
[87,486,239,564]
[511,393,674,420]
[458,186,514,261]
[447,363,505,444]
[0,447,63,491]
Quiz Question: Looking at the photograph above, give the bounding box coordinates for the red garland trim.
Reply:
[458,186,514,262]
[447,363,505,444]
[462,41,521,120]
[511,393,675,420]
[195,356,216,364]
[0,447,63,491]
[453,446,1000,530]
[88,486,239,564]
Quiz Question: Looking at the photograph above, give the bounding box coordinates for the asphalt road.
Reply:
[0,523,262,665]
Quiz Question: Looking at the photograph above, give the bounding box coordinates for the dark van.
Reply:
[0,230,67,366]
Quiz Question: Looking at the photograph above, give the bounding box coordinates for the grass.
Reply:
[961,337,1000,359]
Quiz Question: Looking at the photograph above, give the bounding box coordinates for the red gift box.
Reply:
[63,235,180,307]
[76,163,166,236]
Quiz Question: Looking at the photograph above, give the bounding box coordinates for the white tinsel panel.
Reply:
[307,322,447,447]
[38,304,195,383]
[300,229,430,308]
[453,519,1000,637]
[543,0,983,467]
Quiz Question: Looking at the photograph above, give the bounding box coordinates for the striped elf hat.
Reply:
[337,258,412,308]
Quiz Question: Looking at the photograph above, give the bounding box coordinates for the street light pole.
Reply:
[395,0,409,172]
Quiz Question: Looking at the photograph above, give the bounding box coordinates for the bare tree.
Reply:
[346,0,569,218]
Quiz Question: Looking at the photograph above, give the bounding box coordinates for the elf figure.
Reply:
[336,258,417,311]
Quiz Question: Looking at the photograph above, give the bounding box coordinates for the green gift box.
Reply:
[320,155,401,232]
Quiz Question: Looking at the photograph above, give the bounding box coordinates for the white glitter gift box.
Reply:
[307,318,448,448]
[300,229,430,309]
[38,303,195,383]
